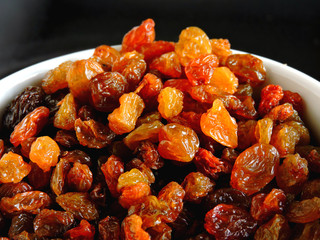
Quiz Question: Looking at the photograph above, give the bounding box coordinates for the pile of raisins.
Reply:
[0,18,319,239]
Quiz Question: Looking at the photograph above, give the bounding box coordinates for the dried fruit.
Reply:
[175,26,212,66]
[0,182,32,198]
[108,92,145,135]
[210,38,232,65]
[28,162,51,190]
[101,155,124,198]
[181,172,215,202]
[0,191,51,216]
[286,197,320,223]
[258,85,284,116]
[226,54,266,87]
[136,140,164,170]
[90,71,129,112]
[150,51,182,78]
[158,123,199,162]
[123,120,163,150]
[119,182,151,209]
[254,214,290,240]
[29,136,60,172]
[98,216,121,240]
[8,213,34,239]
[10,106,49,147]
[117,168,149,193]
[185,54,219,86]
[50,158,71,196]
[122,19,155,53]
[74,118,116,149]
[67,162,93,192]
[53,93,77,130]
[204,204,257,240]
[200,99,238,148]
[276,154,308,194]
[3,86,45,130]
[64,220,95,240]
[56,192,99,221]
[92,45,120,71]
[33,209,74,238]
[122,214,151,240]
[139,40,175,62]
[42,60,73,94]
[158,87,184,120]
[66,59,104,103]
[0,152,31,183]
[231,143,280,195]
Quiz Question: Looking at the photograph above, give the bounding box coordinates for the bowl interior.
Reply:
[0,46,319,143]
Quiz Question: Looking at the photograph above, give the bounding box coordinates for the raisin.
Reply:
[126,158,155,185]
[0,152,31,183]
[135,73,163,111]
[149,52,182,78]
[112,51,147,91]
[29,136,60,172]
[92,45,120,71]
[286,121,310,145]
[108,92,145,135]
[230,143,280,195]
[158,181,185,223]
[60,149,92,166]
[27,162,51,190]
[89,182,107,207]
[210,67,238,94]
[20,137,36,158]
[158,123,199,162]
[236,120,257,149]
[203,188,251,212]
[117,168,149,193]
[175,26,212,66]
[119,182,151,209]
[294,219,320,240]
[101,155,124,198]
[254,214,290,240]
[250,188,286,222]
[0,182,32,198]
[8,213,34,239]
[64,220,95,240]
[181,172,215,203]
[121,214,151,240]
[33,209,74,238]
[185,54,219,86]
[301,179,320,200]
[210,38,232,65]
[90,72,129,112]
[264,103,294,123]
[121,18,155,53]
[56,192,99,221]
[255,118,273,144]
[74,118,116,149]
[147,223,172,240]
[270,124,300,157]
[204,204,257,240]
[55,130,79,148]
[53,93,77,130]
[235,83,253,97]
[66,59,104,104]
[200,99,238,148]
[10,106,49,147]
[280,90,304,116]
[226,54,266,87]
[136,111,162,127]
[136,140,164,170]
[78,105,99,121]
[67,162,93,192]
[139,40,175,62]
[98,216,121,240]
[3,86,45,130]
[296,145,320,173]
[194,148,231,180]
[286,197,320,223]
[123,120,163,150]
[163,78,193,93]
[157,87,184,120]
[42,60,73,94]
[128,195,169,229]
[276,154,308,194]
[50,158,71,196]
[0,191,51,216]
[258,85,284,116]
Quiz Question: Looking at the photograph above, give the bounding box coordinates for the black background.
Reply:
[0,0,319,80]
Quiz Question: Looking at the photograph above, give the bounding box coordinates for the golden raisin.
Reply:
[157,87,184,120]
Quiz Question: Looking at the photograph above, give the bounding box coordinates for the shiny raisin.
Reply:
[64,219,95,240]
[92,45,120,71]
[53,93,77,130]
[98,216,121,240]
[157,87,184,120]
[149,52,182,78]
[67,162,93,192]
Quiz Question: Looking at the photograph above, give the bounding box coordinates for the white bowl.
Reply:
[1,45,320,143]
